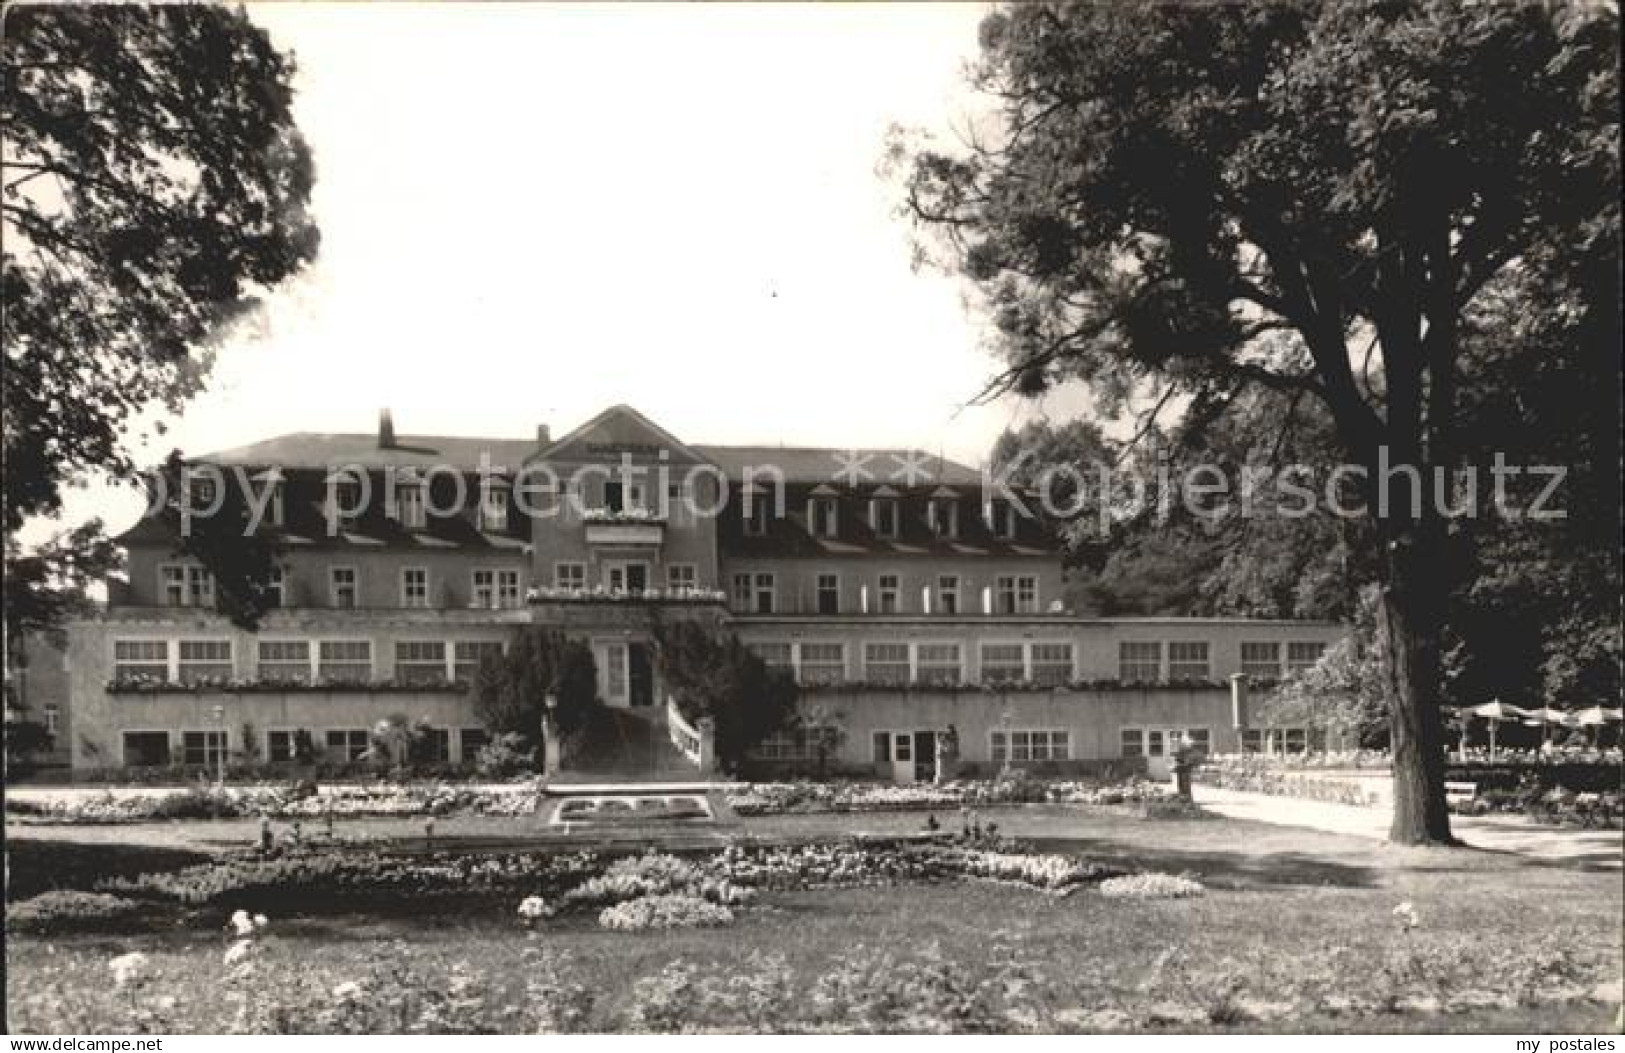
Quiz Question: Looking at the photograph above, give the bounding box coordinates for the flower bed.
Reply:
[1098,872,1205,899]
[1194,760,1380,807]
[724,778,1169,816]
[598,894,735,931]
[1450,787,1623,827]
[6,781,546,824]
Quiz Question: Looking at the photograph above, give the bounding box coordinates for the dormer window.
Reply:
[267,481,284,527]
[189,474,218,509]
[480,481,508,532]
[870,496,899,539]
[743,497,769,537]
[327,474,362,531]
[928,494,959,538]
[987,499,1018,540]
[808,495,839,539]
[395,482,426,530]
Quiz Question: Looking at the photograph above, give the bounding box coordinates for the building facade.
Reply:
[66,405,1344,780]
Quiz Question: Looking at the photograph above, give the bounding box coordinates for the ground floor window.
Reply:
[1122,726,1211,759]
[992,729,1070,763]
[419,726,452,764]
[326,728,370,761]
[181,729,227,767]
[460,727,489,764]
[1241,726,1321,754]
[754,725,838,762]
[266,729,299,763]
[123,731,171,767]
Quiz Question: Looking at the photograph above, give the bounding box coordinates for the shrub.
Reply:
[7,891,146,933]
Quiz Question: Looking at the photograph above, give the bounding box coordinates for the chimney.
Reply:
[378,409,395,448]
[536,423,551,446]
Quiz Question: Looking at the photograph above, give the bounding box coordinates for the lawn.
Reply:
[6,806,1622,1033]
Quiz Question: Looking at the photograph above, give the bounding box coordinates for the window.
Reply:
[754,726,836,761]
[453,640,503,682]
[327,475,362,530]
[473,569,522,609]
[870,498,899,538]
[1281,727,1309,754]
[555,563,587,591]
[267,567,287,608]
[1241,728,1265,754]
[604,561,649,593]
[480,483,509,532]
[936,575,960,615]
[401,567,430,608]
[798,642,845,684]
[1183,727,1212,758]
[992,729,1070,763]
[995,575,1037,614]
[43,702,59,736]
[732,573,753,612]
[123,731,171,768]
[266,481,285,527]
[267,729,299,763]
[980,643,1026,684]
[816,573,840,615]
[988,500,1018,539]
[748,642,793,670]
[1168,641,1211,682]
[257,640,312,683]
[604,642,627,700]
[1286,641,1327,675]
[330,567,359,609]
[1240,642,1282,682]
[1030,643,1074,686]
[1119,641,1162,684]
[743,498,769,537]
[419,727,452,763]
[752,573,775,614]
[872,731,891,763]
[326,729,370,762]
[189,475,218,508]
[915,643,962,685]
[181,730,227,768]
[877,574,901,614]
[114,639,169,680]
[395,483,426,529]
[603,480,625,513]
[318,640,371,682]
[667,564,697,592]
[396,641,448,684]
[160,564,214,608]
[928,497,959,538]
[863,643,910,684]
[460,727,489,764]
[177,640,232,683]
[808,497,838,538]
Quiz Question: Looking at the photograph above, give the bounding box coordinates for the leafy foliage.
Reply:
[902,1,1619,842]
[653,621,799,772]
[3,4,318,633]
[469,630,597,745]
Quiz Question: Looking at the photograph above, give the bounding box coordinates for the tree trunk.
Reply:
[1376,521,1455,845]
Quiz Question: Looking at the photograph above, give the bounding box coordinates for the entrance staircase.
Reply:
[552,705,702,784]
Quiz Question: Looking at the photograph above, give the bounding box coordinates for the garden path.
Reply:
[1194,786,1622,870]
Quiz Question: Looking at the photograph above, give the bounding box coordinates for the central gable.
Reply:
[529,404,712,467]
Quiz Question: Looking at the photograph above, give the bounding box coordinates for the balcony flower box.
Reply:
[106,675,471,695]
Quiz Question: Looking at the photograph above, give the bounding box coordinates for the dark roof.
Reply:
[200,433,537,472]
[697,446,982,486]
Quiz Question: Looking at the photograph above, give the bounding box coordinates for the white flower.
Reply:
[517,895,549,919]
[223,940,253,965]
[230,909,255,937]
[109,951,150,988]
[1393,902,1420,930]
[332,981,363,1001]
[253,913,270,930]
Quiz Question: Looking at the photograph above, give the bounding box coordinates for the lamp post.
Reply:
[211,703,226,786]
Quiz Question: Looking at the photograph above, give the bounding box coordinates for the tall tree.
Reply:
[903,1,1619,842]
[3,4,319,631]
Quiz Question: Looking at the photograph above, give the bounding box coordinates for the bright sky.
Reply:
[34,1,1090,545]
